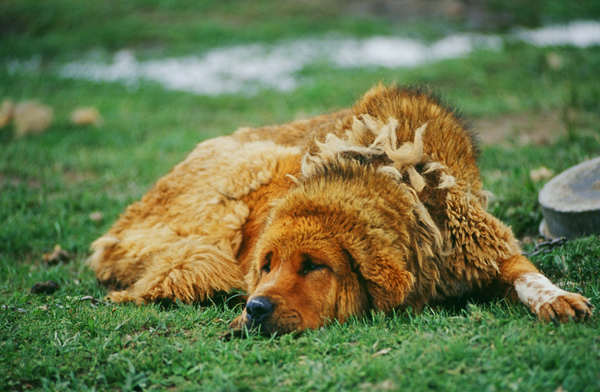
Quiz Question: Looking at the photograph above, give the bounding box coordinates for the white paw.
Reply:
[515,273,593,323]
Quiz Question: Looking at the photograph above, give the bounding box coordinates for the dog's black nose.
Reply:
[245,296,274,323]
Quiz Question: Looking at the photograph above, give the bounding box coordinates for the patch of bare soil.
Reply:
[472,111,565,146]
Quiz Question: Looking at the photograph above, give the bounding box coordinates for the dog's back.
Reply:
[234,85,481,193]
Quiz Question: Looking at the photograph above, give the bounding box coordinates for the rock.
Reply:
[539,157,600,238]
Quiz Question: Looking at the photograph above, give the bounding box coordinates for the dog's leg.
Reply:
[106,239,245,304]
[435,170,592,323]
[498,254,592,323]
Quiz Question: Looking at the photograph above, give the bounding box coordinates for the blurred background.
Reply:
[1,0,599,252]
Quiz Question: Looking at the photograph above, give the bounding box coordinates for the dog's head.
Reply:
[228,115,450,335]
[231,159,443,335]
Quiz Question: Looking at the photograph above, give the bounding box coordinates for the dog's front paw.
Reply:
[515,272,593,324]
[106,289,139,304]
[536,292,593,324]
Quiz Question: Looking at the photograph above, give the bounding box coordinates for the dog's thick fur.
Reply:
[89,85,591,333]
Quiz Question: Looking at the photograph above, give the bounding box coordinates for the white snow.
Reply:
[517,20,600,48]
[57,34,501,95]
[45,20,600,96]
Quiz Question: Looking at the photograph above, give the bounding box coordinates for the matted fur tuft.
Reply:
[301,114,450,194]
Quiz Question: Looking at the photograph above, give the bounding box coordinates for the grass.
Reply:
[1,1,600,391]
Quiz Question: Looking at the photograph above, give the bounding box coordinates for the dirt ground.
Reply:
[473,111,565,146]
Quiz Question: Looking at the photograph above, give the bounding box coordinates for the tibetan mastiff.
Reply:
[89,85,592,334]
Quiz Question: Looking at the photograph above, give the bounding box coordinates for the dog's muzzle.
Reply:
[245,296,275,329]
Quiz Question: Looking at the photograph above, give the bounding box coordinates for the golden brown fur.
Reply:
[89,84,591,333]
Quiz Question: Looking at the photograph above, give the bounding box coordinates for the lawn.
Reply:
[1,1,600,391]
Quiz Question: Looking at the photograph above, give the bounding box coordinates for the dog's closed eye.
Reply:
[261,252,272,274]
[300,254,327,276]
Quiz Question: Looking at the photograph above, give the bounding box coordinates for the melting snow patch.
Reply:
[59,34,500,95]
[517,21,600,48]
[54,20,600,96]
[6,57,41,75]
[61,47,300,95]
[331,34,500,67]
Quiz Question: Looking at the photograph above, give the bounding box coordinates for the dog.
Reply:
[89,84,592,334]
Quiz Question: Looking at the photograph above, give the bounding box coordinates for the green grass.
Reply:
[2,1,600,391]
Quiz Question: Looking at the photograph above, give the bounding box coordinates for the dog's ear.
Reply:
[347,202,443,313]
[352,247,415,312]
